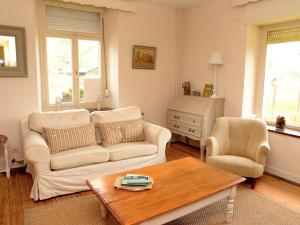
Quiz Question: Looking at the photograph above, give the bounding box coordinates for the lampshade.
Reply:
[209,53,223,65]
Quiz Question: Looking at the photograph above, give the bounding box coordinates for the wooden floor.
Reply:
[0,143,299,225]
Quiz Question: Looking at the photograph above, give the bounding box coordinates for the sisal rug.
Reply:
[24,187,300,225]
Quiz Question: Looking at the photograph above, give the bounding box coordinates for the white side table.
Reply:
[0,134,10,178]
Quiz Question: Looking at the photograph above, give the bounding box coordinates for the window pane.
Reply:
[46,37,73,104]
[78,40,101,103]
[263,41,300,127]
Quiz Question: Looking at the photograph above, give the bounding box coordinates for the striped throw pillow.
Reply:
[95,122,123,147]
[43,123,96,154]
[95,118,145,147]
[121,118,145,142]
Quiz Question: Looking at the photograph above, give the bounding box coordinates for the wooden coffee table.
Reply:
[87,157,245,225]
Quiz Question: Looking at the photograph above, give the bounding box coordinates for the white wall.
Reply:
[0,1,177,166]
[182,0,300,183]
[105,2,177,126]
[0,0,40,164]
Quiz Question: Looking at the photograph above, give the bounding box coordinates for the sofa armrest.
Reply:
[143,121,171,154]
[203,137,220,156]
[23,130,51,172]
[255,142,270,165]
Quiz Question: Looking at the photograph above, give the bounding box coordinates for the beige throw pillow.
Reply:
[95,118,145,147]
[43,123,96,154]
[95,122,123,147]
[122,118,145,142]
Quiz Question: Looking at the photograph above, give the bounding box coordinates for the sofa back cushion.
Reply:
[43,123,96,154]
[29,109,90,133]
[90,106,141,123]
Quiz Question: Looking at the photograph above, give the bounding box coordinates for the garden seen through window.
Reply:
[263,40,300,128]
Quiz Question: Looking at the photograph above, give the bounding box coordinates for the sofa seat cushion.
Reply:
[106,142,157,161]
[50,146,109,170]
[206,155,264,178]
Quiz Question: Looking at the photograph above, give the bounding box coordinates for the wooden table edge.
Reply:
[86,176,246,225]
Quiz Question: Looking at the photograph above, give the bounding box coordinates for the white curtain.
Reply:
[59,0,136,12]
[231,0,263,7]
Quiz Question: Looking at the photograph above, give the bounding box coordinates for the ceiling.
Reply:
[139,0,208,8]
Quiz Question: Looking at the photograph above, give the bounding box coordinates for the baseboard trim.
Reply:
[265,165,300,184]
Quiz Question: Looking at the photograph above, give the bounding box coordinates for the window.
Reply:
[262,27,300,129]
[40,3,103,110]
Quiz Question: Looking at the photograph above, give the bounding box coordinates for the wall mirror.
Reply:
[0,25,27,77]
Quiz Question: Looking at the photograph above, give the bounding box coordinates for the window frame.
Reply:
[256,20,300,131]
[38,0,105,111]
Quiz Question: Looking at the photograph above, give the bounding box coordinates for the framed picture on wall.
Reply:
[132,45,157,70]
[203,84,214,97]
[0,25,27,77]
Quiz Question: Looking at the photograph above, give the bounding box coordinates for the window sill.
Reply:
[267,125,300,138]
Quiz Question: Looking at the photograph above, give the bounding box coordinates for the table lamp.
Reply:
[209,53,223,98]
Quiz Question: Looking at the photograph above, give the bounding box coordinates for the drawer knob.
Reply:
[193,120,196,123]
[174,116,180,119]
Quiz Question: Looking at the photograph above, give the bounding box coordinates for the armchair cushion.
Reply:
[50,145,109,170]
[106,142,157,161]
[207,155,264,178]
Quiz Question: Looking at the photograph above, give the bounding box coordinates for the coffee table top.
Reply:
[87,157,245,225]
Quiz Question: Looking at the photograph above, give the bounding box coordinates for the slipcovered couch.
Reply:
[22,106,171,200]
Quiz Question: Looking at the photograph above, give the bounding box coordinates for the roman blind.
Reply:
[267,27,300,44]
[46,6,101,34]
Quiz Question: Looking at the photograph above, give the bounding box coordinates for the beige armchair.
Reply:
[204,117,270,189]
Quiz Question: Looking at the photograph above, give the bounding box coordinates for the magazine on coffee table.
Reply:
[114,174,154,191]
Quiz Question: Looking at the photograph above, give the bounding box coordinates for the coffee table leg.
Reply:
[100,202,107,218]
[226,186,236,224]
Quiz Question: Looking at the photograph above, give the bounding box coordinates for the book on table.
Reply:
[120,174,152,187]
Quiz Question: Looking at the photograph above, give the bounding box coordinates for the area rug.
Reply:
[24,187,300,225]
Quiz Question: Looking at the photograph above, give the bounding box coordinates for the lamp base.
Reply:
[211,89,218,98]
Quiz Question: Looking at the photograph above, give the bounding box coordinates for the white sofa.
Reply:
[22,106,171,200]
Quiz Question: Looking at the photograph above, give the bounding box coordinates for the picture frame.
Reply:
[0,25,27,77]
[132,45,157,70]
[203,84,214,97]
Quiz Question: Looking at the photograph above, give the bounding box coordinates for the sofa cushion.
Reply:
[50,145,109,170]
[106,142,157,161]
[90,106,141,123]
[95,118,145,147]
[29,109,90,133]
[43,123,96,154]
[206,155,264,178]
[95,122,123,147]
[122,118,145,142]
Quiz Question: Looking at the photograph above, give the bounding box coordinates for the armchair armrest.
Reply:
[143,121,171,155]
[203,136,220,156]
[23,130,51,172]
[255,142,270,165]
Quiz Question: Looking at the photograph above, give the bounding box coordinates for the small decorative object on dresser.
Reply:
[202,84,214,97]
[182,81,191,95]
[168,95,224,160]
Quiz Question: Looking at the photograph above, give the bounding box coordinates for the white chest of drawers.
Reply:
[168,96,225,152]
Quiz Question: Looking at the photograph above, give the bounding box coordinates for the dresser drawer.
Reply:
[168,121,202,138]
[168,110,202,127]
